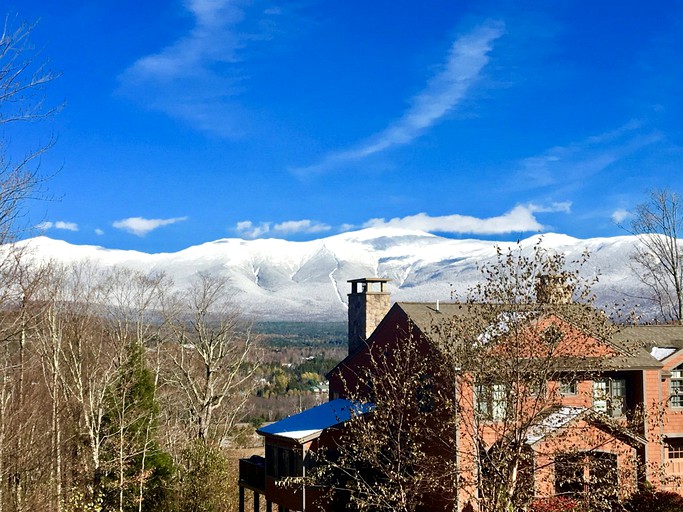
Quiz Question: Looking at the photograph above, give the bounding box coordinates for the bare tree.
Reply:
[0,14,60,243]
[165,272,257,443]
[630,189,683,323]
[313,330,459,512]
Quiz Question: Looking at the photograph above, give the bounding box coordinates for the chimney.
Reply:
[347,277,391,355]
[535,274,574,304]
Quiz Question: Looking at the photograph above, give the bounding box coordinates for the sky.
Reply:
[4,0,683,253]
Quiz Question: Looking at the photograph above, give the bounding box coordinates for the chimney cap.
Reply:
[347,277,391,284]
[348,277,391,295]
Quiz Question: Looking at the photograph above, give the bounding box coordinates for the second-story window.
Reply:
[559,380,578,396]
[592,378,626,417]
[671,365,683,407]
[476,382,507,421]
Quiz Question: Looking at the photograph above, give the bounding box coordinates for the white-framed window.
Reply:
[592,378,626,417]
[671,365,683,407]
[667,438,683,459]
[476,382,507,421]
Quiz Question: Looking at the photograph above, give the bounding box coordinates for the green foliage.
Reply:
[171,441,234,512]
[623,487,683,512]
[255,356,338,397]
[99,341,174,511]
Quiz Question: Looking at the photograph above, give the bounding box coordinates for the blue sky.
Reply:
[6,0,683,252]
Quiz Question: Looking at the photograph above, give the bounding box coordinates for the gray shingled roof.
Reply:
[395,302,662,370]
[614,325,683,350]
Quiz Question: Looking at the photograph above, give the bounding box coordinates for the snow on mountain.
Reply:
[11,229,650,321]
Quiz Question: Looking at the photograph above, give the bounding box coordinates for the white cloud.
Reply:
[36,220,79,232]
[293,20,505,176]
[235,220,271,238]
[95,228,105,236]
[235,219,331,238]
[118,0,279,136]
[113,216,188,237]
[273,219,331,235]
[611,208,630,224]
[363,204,570,235]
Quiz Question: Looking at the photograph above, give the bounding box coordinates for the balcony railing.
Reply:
[239,455,266,492]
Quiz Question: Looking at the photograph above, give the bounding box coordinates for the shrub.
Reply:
[623,488,683,512]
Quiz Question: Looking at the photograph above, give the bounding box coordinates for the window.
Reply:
[266,444,303,478]
[589,452,618,501]
[559,380,578,395]
[555,453,584,496]
[667,438,683,459]
[671,365,683,407]
[530,379,547,398]
[476,382,507,421]
[592,378,626,417]
[555,451,617,500]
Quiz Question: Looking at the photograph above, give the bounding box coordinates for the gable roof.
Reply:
[257,398,372,444]
[613,325,683,364]
[395,302,661,370]
[524,406,646,447]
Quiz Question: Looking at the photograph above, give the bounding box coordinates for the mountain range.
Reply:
[13,229,651,321]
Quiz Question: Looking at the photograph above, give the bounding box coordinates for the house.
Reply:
[239,277,683,511]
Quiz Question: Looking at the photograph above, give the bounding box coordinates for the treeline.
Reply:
[0,248,257,512]
[254,321,346,348]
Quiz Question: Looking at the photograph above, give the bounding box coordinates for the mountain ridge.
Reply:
[12,229,650,321]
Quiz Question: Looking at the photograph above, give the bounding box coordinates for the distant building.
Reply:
[239,278,683,511]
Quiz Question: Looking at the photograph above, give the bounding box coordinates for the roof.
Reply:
[257,398,372,444]
[394,302,661,370]
[614,325,683,350]
[526,406,586,445]
[524,406,646,447]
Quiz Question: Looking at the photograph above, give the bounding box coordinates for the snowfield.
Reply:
[10,228,651,321]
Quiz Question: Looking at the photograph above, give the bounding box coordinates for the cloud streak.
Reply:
[235,219,331,238]
[293,20,505,176]
[118,0,279,136]
[113,216,188,237]
[36,221,79,232]
[513,121,662,192]
[362,203,569,235]
[235,204,570,240]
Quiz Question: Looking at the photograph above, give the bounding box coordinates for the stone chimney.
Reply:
[535,274,574,304]
[347,277,391,355]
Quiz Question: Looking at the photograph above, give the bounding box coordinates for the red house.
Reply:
[239,278,683,511]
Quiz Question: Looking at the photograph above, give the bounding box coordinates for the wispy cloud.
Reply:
[292,20,505,176]
[513,121,662,192]
[362,203,570,235]
[37,221,79,232]
[235,219,331,238]
[118,0,280,136]
[113,216,188,237]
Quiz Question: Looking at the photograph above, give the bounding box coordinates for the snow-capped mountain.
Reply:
[11,229,649,321]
